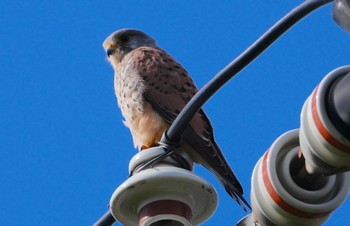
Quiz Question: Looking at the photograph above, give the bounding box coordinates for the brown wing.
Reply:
[129,47,246,206]
[129,47,209,134]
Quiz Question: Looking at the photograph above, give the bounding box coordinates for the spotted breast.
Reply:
[114,48,169,150]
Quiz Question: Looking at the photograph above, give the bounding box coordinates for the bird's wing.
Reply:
[129,46,248,209]
[129,46,210,143]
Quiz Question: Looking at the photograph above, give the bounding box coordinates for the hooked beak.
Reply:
[106,48,116,58]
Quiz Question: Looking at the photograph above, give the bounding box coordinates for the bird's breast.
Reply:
[115,62,145,124]
[114,61,168,149]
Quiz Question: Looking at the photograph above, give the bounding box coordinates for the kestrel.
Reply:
[103,28,249,210]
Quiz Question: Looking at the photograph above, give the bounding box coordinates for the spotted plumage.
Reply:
[103,28,250,211]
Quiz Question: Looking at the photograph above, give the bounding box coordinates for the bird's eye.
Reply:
[118,35,129,43]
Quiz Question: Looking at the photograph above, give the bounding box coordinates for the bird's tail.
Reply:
[206,142,252,212]
[208,140,251,212]
[223,181,251,212]
[182,125,251,212]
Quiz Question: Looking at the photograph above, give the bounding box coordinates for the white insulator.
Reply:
[236,214,256,226]
[251,129,350,226]
[300,66,350,175]
[109,147,218,226]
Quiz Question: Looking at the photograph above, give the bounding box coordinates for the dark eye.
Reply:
[119,35,129,43]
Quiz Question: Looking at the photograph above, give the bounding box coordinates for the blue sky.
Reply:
[1,1,349,225]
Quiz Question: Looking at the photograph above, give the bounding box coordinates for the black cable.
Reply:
[94,0,334,225]
[93,210,115,226]
[162,0,333,144]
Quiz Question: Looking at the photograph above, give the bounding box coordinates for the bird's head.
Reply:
[103,28,156,65]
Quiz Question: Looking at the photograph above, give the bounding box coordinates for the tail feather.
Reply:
[182,126,251,212]
[224,183,251,212]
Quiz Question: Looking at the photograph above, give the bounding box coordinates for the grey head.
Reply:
[103,28,157,63]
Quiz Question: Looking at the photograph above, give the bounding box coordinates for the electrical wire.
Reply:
[162,0,333,144]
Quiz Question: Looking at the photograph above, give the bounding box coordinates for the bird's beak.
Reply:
[106,48,116,58]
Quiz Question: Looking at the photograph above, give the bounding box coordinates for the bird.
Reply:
[102,28,250,211]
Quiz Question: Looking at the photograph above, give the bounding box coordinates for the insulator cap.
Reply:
[109,147,218,225]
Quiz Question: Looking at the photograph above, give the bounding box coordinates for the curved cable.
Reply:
[162,0,333,144]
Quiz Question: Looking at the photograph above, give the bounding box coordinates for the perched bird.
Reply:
[103,28,250,210]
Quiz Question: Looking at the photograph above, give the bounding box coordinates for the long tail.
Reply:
[183,126,251,211]
[224,181,251,212]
